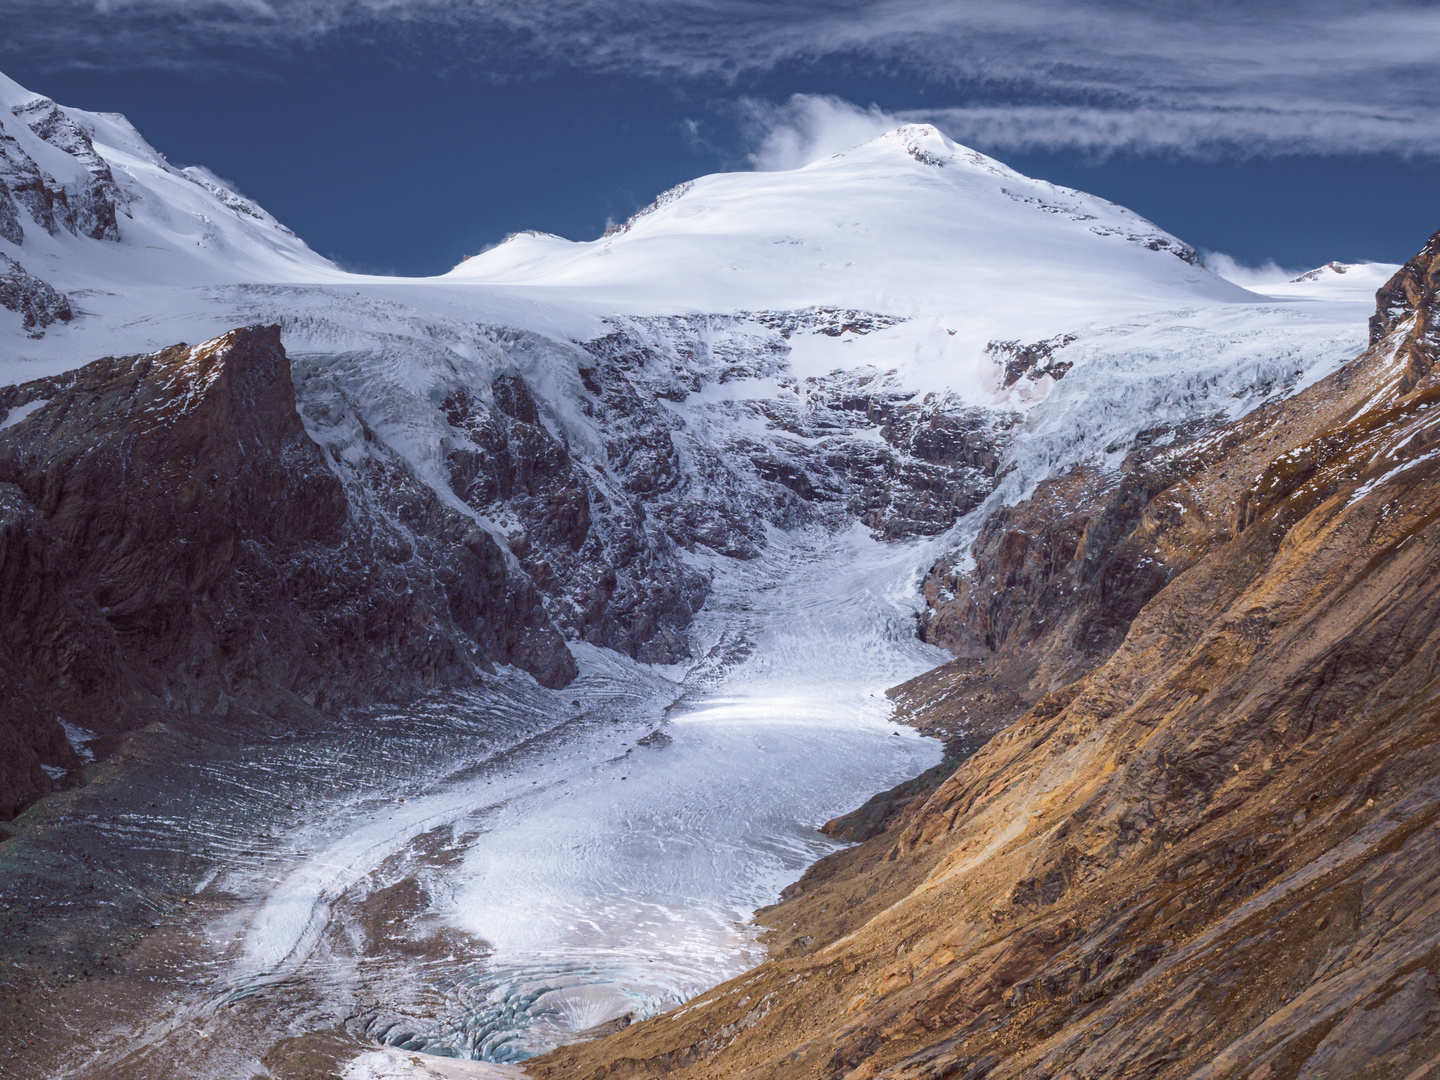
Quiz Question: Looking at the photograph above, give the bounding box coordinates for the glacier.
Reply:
[0,70,1401,1077]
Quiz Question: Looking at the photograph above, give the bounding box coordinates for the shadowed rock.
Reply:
[0,325,575,819]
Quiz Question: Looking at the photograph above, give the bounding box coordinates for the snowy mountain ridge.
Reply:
[0,68,1430,1077]
[449,124,1240,330]
[0,69,336,316]
[0,70,1398,674]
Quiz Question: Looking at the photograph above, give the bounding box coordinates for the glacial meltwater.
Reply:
[0,525,945,1078]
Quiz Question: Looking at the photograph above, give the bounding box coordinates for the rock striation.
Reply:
[526,232,1440,1080]
[0,326,573,820]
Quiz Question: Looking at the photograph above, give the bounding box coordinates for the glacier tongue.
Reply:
[346,526,944,1061]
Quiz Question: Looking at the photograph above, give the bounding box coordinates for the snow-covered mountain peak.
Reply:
[0,68,1382,474]
[853,123,1015,177]
[0,68,338,313]
[446,119,1248,362]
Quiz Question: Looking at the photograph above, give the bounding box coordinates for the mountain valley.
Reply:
[0,68,1432,1080]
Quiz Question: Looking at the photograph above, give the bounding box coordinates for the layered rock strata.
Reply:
[527,235,1440,1080]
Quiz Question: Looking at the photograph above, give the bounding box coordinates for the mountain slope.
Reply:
[0,63,1394,881]
[0,326,575,817]
[449,125,1238,320]
[0,68,1428,1078]
[527,233,1440,1080]
[0,70,338,341]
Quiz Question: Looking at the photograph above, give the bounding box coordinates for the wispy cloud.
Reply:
[4,0,1438,158]
[1201,252,1305,288]
[739,96,899,171]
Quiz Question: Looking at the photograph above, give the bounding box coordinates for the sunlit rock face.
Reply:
[532,230,1440,1080]
[0,65,1423,1080]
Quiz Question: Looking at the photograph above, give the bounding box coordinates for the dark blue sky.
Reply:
[2,3,1437,277]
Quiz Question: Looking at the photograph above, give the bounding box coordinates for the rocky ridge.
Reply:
[0,325,574,818]
[0,307,1022,820]
[0,252,71,336]
[525,234,1440,1080]
[0,90,122,247]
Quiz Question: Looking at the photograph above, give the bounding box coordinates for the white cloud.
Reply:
[740,95,900,171]
[5,0,1440,159]
[1202,252,1305,288]
[911,103,1440,160]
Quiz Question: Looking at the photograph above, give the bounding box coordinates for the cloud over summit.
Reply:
[3,0,1438,159]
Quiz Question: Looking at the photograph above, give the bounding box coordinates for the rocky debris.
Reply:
[524,233,1440,1080]
[0,253,72,335]
[260,1031,377,1080]
[986,333,1077,386]
[1133,231,1202,264]
[745,307,907,339]
[180,165,297,234]
[0,326,574,820]
[906,144,947,168]
[0,179,22,245]
[602,181,695,238]
[1000,188,1200,264]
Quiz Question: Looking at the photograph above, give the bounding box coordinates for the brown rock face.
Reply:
[0,326,574,819]
[528,238,1440,1078]
[1371,228,1440,393]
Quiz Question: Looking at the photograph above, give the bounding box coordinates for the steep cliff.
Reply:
[0,326,574,819]
[526,235,1440,1080]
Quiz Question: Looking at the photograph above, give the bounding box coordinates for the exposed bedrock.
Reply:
[0,306,1026,818]
[528,232,1440,1080]
[0,252,72,337]
[0,94,124,245]
[440,362,708,665]
[0,325,574,819]
[425,312,1018,664]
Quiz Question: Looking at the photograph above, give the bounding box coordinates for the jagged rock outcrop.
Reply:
[0,326,574,819]
[0,252,72,335]
[1371,230,1440,393]
[527,230,1440,1080]
[441,367,707,664]
[753,364,1017,541]
[1,94,123,245]
[427,312,1020,666]
[986,333,1077,387]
